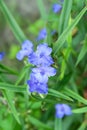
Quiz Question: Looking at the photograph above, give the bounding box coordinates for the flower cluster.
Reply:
[16,40,56,94]
[0,52,5,61]
[55,104,72,118]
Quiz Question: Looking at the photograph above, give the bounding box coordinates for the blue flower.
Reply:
[36,28,47,41]
[55,104,72,118]
[0,52,5,61]
[16,40,56,94]
[52,4,62,13]
[16,40,33,60]
[29,43,54,66]
[27,73,48,94]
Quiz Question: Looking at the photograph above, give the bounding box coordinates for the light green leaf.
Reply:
[0,64,18,75]
[76,35,87,66]
[0,82,26,92]
[15,65,31,85]
[0,0,26,43]
[63,88,87,105]
[72,107,87,113]
[37,0,47,20]
[3,90,20,124]
[48,88,73,101]
[28,115,52,130]
[53,6,87,54]
[55,118,62,130]
[59,47,72,80]
[78,122,87,130]
[59,0,72,34]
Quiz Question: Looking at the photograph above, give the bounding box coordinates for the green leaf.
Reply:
[55,118,62,130]
[29,101,42,109]
[59,47,72,80]
[15,65,31,85]
[78,122,87,130]
[3,90,20,124]
[0,82,26,92]
[28,115,52,130]
[37,0,47,20]
[63,88,87,105]
[59,0,72,34]
[72,107,87,113]
[0,64,18,75]
[75,35,87,66]
[0,0,26,43]
[53,6,87,54]
[48,88,73,101]
[9,44,19,59]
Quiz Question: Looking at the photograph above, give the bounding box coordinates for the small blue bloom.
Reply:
[29,43,54,66]
[55,104,72,118]
[27,73,48,94]
[36,28,47,41]
[0,52,5,61]
[52,4,62,13]
[16,40,33,60]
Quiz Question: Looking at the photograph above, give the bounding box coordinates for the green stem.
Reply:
[55,118,62,130]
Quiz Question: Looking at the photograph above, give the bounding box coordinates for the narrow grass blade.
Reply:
[0,82,26,92]
[78,122,87,130]
[37,0,47,20]
[15,65,31,85]
[75,35,87,66]
[0,64,18,75]
[0,0,26,43]
[72,107,87,113]
[55,118,62,130]
[64,88,87,105]
[3,90,20,124]
[28,115,52,130]
[49,88,73,101]
[59,0,72,34]
[53,6,87,54]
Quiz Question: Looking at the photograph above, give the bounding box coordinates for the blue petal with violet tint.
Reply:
[32,66,56,77]
[16,40,33,60]
[29,53,54,66]
[27,73,48,94]
[22,40,33,50]
[62,104,72,115]
[52,4,62,13]
[16,50,28,61]
[28,43,54,66]
[0,52,5,61]
[36,43,52,56]
[36,28,47,41]
[55,104,72,118]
